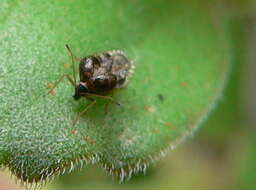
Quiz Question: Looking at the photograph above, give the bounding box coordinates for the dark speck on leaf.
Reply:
[157,94,164,102]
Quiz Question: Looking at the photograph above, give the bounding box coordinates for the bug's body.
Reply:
[74,50,134,100]
[47,45,134,125]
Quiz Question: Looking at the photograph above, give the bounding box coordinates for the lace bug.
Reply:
[47,45,134,125]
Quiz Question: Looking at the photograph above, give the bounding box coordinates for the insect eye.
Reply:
[77,84,88,93]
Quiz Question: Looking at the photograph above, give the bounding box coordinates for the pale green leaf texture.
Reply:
[0,0,230,185]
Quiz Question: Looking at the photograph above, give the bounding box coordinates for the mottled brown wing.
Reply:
[79,50,134,93]
[79,56,101,82]
[108,50,133,88]
[88,74,117,93]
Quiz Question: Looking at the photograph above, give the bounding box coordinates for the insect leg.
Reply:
[65,45,77,85]
[81,93,121,106]
[72,99,96,126]
[46,74,75,96]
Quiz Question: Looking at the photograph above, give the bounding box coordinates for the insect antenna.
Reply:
[65,44,77,88]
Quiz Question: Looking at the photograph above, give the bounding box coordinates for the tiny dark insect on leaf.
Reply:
[47,45,135,125]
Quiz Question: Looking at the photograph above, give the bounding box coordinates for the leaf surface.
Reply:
[0,0,230,184]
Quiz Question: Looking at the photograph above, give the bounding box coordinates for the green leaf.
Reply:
[0,0,230,186]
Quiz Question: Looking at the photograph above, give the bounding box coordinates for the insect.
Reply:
[47,45,134,125]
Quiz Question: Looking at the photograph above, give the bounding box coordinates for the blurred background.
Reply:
[0,1,255,190]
